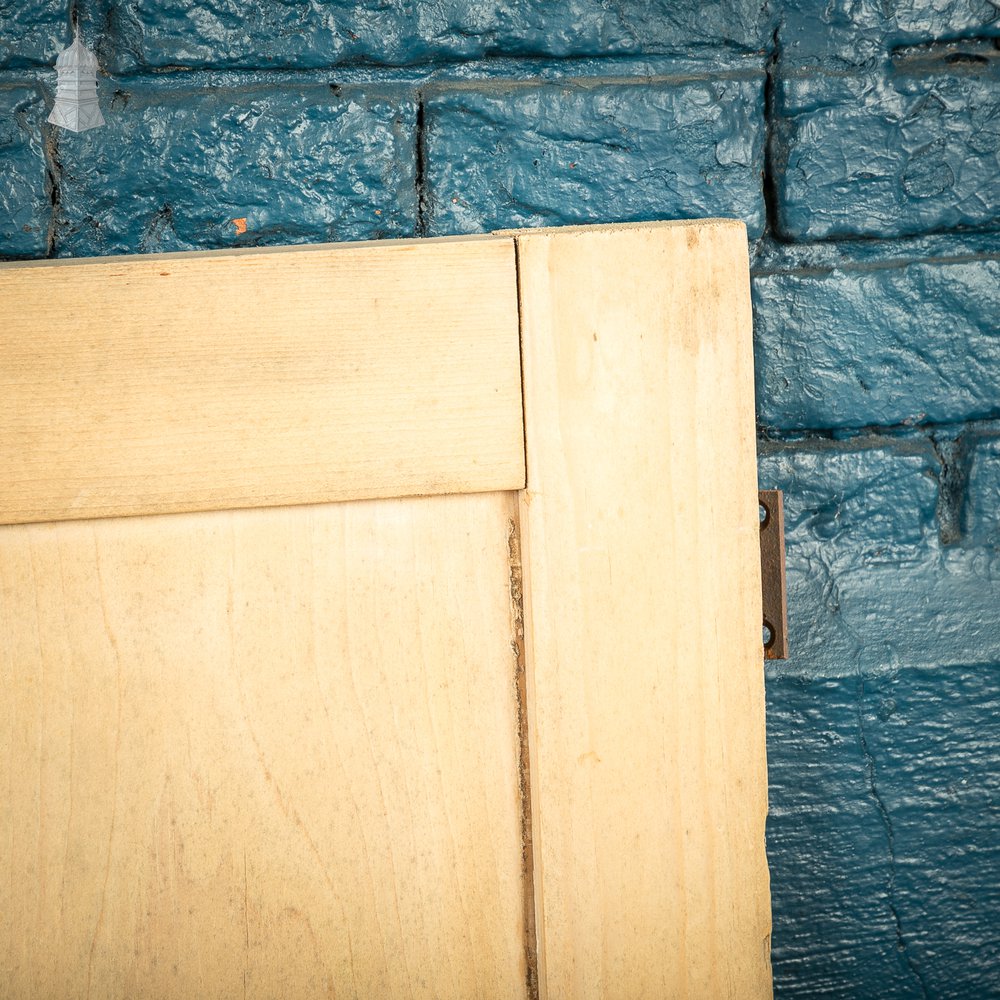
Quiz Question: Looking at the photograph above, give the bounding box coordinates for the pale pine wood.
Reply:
[514,221,772,999]
[0,492,530,1000]
[2,222,773,999]
[0,237,524,525]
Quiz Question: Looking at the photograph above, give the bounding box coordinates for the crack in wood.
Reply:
[507,511,539,1000]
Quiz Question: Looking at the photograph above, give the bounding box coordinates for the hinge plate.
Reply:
[759,489,788,660]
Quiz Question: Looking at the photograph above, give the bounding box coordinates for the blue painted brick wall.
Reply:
[0,1,67,68]
[83,0,772,72]
[779,0,1000,71]
[2,1,999,996]
[424,76,766,237]
[753,235,1000,431]
[0,83,52,256]
[57,82,417,254]
[775,54,1000,240]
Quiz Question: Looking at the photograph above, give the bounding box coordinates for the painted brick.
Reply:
[753,251,1000,431]
[55,84,416,256]
[0,85,51,258]
[424,79,766,237]
[767,666,1000,998]
[82,0,770,74]
[775,63,1000,239]
[779,0,1000,70]
[765,675,914,998]
[966,434,1000,545]
[757,441,1000,678]
[0,1,67,68]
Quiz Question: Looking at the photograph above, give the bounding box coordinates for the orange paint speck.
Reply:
[231,217,248,235]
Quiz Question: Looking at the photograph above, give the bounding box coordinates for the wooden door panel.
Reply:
[1,492,529,999]
[516,222,771,999]
[0,221,772,1000]
[0,238,524,524]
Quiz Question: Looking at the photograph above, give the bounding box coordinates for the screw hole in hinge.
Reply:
[762,620,775,650]
[759,501,770,529]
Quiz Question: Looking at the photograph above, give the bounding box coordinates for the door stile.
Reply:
[512,221,772,1000]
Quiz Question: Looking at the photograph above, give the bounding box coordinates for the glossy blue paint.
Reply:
[761,436,1000,993]
[55,83,417,256]
[0,84,51,257]
[759,438,1000,678]
[425,76,766,238]
[79,0,772,74]
[753,244,1000,431]
[966,436,1000,544]
[776,59,1000,240]
[780,0,1000,70]
[0,0,67,68]
[767,665,1000,999]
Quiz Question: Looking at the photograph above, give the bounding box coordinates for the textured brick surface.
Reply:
[776,63,1000,239]
[0,1,67,68]
[753,251,1000,431]
[764,432,1000,991]
[767,667,1000,998]
[425,78,766,237]
[780,0,1000,70]
[757,441,1000,678]
[56,84,416,256]
[83,0,770,73]
[0,85,51,258]
[966,435,1000,545]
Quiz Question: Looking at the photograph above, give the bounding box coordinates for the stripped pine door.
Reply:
[0,221,771,999]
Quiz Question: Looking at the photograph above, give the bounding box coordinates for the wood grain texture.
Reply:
[514,221,772,999]
[0,237,524,525]
[0,492,529,999]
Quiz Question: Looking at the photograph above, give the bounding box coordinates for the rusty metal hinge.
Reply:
[759,490,788,660]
